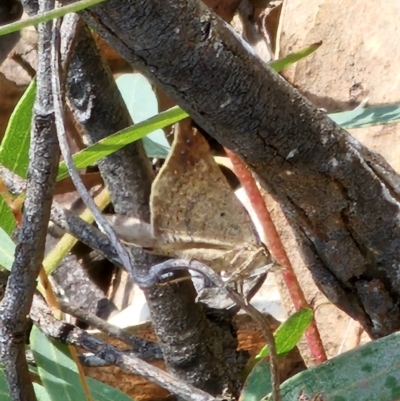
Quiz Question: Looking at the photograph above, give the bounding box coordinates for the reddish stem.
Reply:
[225,148,327,364]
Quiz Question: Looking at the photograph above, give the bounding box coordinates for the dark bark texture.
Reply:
[0,1,59,399]
[86,0,400,338]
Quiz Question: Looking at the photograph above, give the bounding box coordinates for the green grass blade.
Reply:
[270,42,322,72]
[0,0,106,36]
[56,105,188,181]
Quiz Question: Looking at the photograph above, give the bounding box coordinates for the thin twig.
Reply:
[225,148,327,364]
[50,11,148,287]
[147,259,281,401]
[49,203,123,266]
[30,294,219,401]
[50,13,96,401]
[58,300,163,361]
[0,1,60,399]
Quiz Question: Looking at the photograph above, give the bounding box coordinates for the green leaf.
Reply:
[0,79,35,178]
[56,106,188,181]
[269,42,322,72]
[0,366,52,401]
[243,331,400,401]
[0,225,15,270]
[31,326,135,401]
[33,383,52,401]
[116,73,171,159]
[240,359,271,401]
[31,325,93,401]
[0,78,34,236]
[0,196,16,235]
[329,103,400,129]
[255,308,313,359]
[116,73,171,157]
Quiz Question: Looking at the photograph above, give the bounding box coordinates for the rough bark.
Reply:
[86,0,400,338]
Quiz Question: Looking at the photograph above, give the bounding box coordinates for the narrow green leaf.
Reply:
[0,225,15,270]
[270,42,322,72]
[31,326,135,401]
[87,376,136,401]
[31,325,92,401]
[255,308,313,359]
[0,196,16,235]
[56,106,188,181]
[0,367,51,401]
[0,0,106,36]
[0,80,36,178]
[329,103,400,129]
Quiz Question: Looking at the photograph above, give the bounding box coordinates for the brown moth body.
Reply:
[106,125,272,280]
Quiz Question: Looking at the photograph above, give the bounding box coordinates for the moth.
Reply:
[106,124,272,282]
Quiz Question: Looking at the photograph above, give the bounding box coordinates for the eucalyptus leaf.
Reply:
[242,331,400,401]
